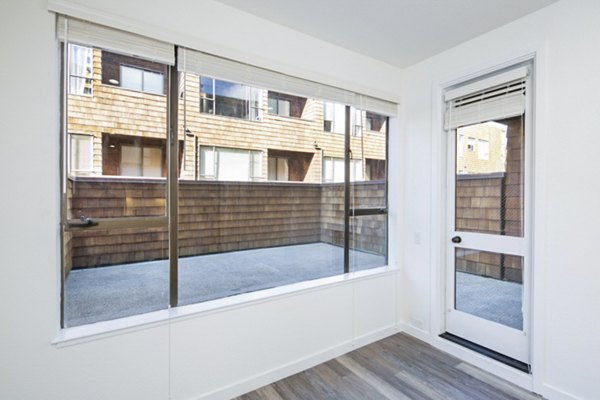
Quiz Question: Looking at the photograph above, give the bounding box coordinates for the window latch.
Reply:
[66,216,98,228]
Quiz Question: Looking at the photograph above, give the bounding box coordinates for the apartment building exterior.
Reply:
[67,45,387,183]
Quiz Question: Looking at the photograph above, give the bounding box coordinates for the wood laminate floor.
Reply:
[235,333,542,400]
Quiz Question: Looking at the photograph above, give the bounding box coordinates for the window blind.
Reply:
[56,16,175,65]
[178,47,398,117]
[444,66,528,130]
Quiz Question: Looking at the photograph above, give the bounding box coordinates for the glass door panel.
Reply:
[445,67,531,364]
[455,248,523,330]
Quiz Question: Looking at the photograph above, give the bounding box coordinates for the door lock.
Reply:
[451,236,462,244]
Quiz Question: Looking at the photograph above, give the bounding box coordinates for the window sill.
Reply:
[53,265,397,347]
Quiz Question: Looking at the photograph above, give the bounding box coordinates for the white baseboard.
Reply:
[397,323,535,392]
[542,384,585,400]
[191,325,399,400]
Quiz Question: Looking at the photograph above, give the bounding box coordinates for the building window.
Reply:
[323,102,346,134]
[119,146,163,177]
[267,91,307,118]
[478,139,490,160]
[458,134,464,157]
[268,96,290,117]
[101,134,167,177]
[353,109,363,137]
[120,65,164,95]
[200,146,262,181]
[69,134,93,174]
[268,156,289,181]
[200,77,262,121]
[323,157,363,182]
[467,137,475,152]
[366,111,386,132]
[366,158,386,181]
[68,44,93,95]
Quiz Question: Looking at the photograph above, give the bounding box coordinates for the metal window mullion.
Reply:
[344,105,350,274]
[168,54,179,308]
[384,116,389,265]
[60,19,69,328]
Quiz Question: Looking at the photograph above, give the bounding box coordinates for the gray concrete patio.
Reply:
[456,271,523,330]
[65,243,523,330]
[64,242,385,327]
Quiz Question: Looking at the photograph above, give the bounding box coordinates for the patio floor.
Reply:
[64,242,385,327]
[65,242,523,330]
[456,271,523,330]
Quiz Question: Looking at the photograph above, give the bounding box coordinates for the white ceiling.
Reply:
[214,0,557,68]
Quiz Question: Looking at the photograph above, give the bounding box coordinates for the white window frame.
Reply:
[68,44,94,96]
[268,156,290,181]
[68,133,94,174]
[199,145,263,181]
[477,139,490,160]
[119,65,164,95]
[353,109,363,137]
[323,156,363,183]
[467,137,475,152]
[323,102,346,134]
[268,96,291,117]
[199,77,263,121]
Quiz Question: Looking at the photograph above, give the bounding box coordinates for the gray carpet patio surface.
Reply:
[456,271,523,330]
[65,243,523,330]
[64,243,385,327]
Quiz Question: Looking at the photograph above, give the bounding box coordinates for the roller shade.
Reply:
[178,47,397,117]
[56,16,175,65]
[445,67,528,130]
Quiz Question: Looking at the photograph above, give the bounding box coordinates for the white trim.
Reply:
[429,49,544,395]
[398,323,534,391]
[54,266,397,346]
[542,384,586,400]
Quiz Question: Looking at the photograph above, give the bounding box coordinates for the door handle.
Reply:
[451,236,462,244]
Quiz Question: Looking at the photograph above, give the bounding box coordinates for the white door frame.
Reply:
[443,62,534,364]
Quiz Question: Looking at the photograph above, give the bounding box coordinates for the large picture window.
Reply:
[59,18,395,328]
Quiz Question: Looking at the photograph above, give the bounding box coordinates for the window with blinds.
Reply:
[444,66,528,130]
[56,13,394,327]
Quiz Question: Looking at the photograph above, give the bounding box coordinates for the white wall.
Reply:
[400,1,600,399]
[0,1,401,399]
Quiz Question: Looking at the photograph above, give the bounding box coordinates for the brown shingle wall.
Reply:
[455,175,523,283]
[68,50,386,182]
[320,182,386,255]
[456,176,503,234]
[67,179,386,269]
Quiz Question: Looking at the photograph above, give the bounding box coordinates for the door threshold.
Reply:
[440,332,530,373]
